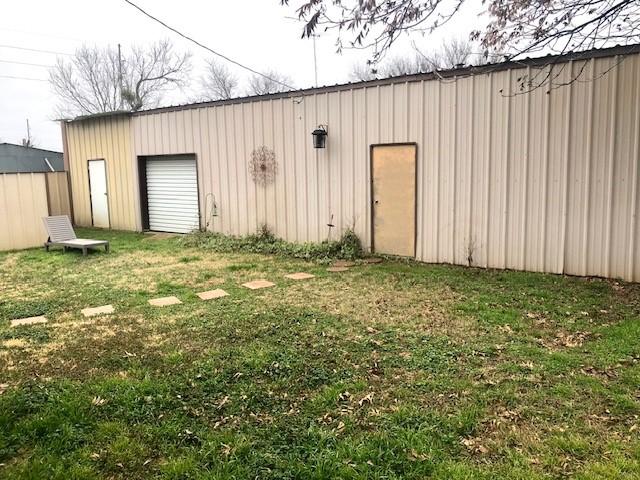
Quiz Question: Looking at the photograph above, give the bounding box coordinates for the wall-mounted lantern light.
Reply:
[312,125,328,149]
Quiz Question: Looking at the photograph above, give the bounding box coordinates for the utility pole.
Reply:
[24,119,32,147]
[285,16,319,88]
[117,43,124,109]
[312,34,318,87]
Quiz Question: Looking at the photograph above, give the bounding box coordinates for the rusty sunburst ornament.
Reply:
[249,146,277,186]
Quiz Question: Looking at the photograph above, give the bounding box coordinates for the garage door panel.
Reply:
[146,156,199,234]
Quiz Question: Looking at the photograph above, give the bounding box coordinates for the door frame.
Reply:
[87,158,110,228]
[137,154,202,232]
[369,142,419,257]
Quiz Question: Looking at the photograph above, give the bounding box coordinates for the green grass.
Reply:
[0,228,639,479]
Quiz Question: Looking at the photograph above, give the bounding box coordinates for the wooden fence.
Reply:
[0,172,72,251]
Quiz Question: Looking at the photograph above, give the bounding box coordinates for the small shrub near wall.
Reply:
[182,225,363,262]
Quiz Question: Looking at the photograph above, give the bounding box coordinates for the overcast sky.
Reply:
[0,0,482,151]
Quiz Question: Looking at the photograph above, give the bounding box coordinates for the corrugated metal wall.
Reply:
[65,116,140,230]
[45,171,72,217]
[66,51,640,281]
[0,173,49,250]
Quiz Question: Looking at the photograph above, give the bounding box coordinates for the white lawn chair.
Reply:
[43,215,109,256]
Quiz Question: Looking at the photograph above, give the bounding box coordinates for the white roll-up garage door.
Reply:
[146,156,199,233]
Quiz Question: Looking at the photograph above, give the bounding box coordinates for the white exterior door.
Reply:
[146,157,199,233]
[88,159,109,228]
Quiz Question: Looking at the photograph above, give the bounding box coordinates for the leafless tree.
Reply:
[350,38,484,81]
[50,40,191,117]
[200,58,239,101]
[246,70,294,96]
[282,0,640,86]
[349,61,377,82]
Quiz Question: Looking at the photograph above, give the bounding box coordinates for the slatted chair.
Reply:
[43,215,109,256]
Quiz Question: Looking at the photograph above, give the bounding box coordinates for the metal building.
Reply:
[63,45,640,281]
[0,143,64,173]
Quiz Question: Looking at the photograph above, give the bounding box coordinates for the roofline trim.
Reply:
[66,43,640,122]
[0,142,63,155]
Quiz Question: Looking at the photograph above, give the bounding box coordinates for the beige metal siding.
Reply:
[0,173,49,250]
[45,172,72,217]
[62,50,640,281]
[64,116,139,230]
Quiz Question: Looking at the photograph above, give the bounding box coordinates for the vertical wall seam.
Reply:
[604,57,619,277]
[303,97,310,240]
[280,100,288,238]
[364,89,370,249]
[484,74,492,267]
[582,60,595,274]
[436,81,441,261]
[468,76,475,265]
[292,99,299,241]
[338,91,344,233]
[521,67,531,270]
[503,69,512,268]
[418,81,425,259]
[627,56,640,280]
[452,78,458,263]
[541,66,551,271]
[226,107,234,235]
[560,61,574,274]
[270,101,278,235]
[351,89,356,235]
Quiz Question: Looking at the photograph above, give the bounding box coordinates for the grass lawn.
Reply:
[1,228,639,479]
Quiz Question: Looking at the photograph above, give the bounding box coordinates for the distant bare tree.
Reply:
[200,58,239,101]
[284,0,639,90]
[350,55,423,81]
[440,38,473,68]
[246,70,294,96]
[350,38,485,81]
[349,62,377,82]
[50,39,191,117]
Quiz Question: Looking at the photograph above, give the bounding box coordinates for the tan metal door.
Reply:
[372,144,416,256]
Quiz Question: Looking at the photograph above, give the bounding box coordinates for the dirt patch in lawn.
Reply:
[267,274,467,335]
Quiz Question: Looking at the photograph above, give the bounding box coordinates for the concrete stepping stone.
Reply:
[327,266,349,273]
[197,289,229,300]
[81,305,114,317]
[242,280,275,290]
[333,260,356,267]
[10,316,48,327]
[285,272,315,280]
[363,257,383,264]
[148,296,182,307]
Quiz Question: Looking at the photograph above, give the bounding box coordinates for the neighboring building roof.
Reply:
[65,43,640,123]
[0,143,64,173]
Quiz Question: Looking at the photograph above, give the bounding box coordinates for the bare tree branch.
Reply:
[282,0,640,87]
[246,70,294,95]
[49,40,191,117]
[199,59,240,100]
[349,38,491,81]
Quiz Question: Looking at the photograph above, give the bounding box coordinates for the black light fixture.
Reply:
[312,125,327,149]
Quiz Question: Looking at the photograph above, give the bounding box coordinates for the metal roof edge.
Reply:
[67,43,640,122]
[0,142,63,155]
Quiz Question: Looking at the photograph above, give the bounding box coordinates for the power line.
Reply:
[0,44,72,56]
[0,26,83,42]
[0,59,52,68]
[0,74,48,82]
[121,0,295,91]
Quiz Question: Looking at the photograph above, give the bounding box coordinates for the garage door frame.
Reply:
[137,154,201,232]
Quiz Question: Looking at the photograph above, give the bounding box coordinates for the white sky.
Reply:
[0,0,482,151]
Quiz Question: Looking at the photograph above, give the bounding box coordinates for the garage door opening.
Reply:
[139,155,200,234]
